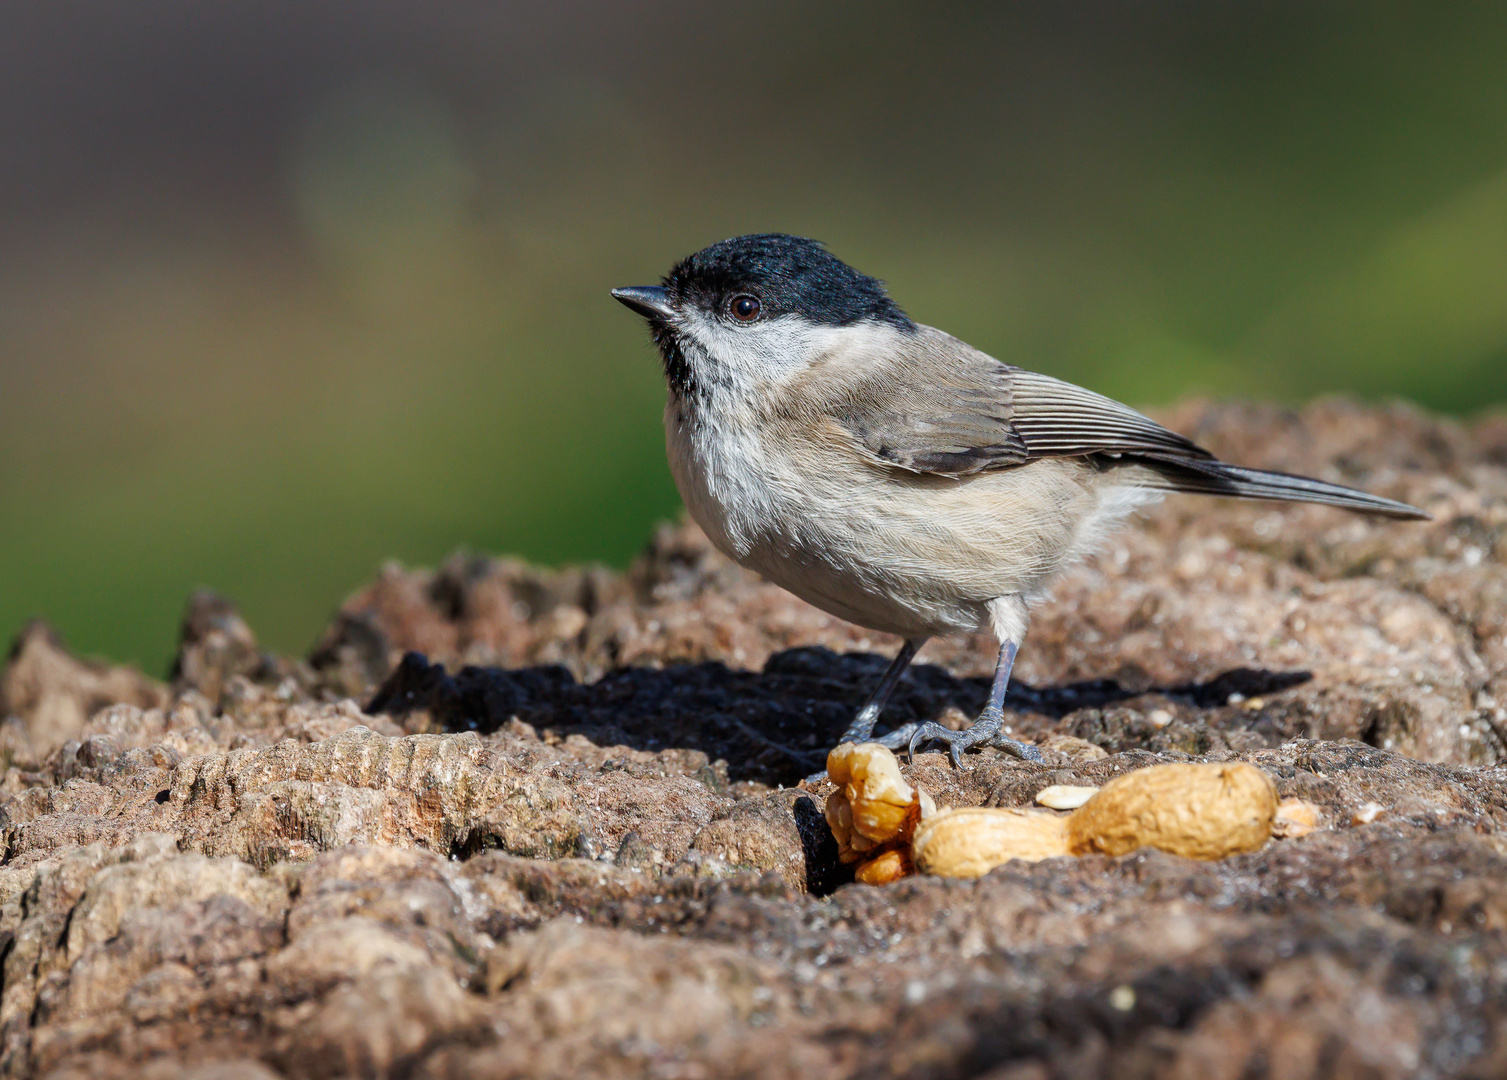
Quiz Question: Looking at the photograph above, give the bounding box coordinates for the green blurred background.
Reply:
[3,2,1507,674]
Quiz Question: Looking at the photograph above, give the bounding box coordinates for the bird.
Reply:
[611,233,1427,767]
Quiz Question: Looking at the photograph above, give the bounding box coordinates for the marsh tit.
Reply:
[612,234,1426,766]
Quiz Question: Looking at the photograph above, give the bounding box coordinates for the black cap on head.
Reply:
[664,234,915,331]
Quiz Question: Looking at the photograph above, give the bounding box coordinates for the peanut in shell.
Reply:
[911,807,1071,878]
[1065,761,1277,860]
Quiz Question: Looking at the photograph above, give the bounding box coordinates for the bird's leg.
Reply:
[837,637,926,745]
[804,638,928,782]
[906,596,1042,767]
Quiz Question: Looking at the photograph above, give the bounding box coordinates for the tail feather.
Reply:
[1138,455,1430,520]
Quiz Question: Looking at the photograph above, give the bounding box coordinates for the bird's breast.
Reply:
[663,396,783,561]
[662,400,981,635]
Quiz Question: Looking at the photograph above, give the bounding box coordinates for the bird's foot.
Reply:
[805,712,1040,780]
[904,707,1043,768]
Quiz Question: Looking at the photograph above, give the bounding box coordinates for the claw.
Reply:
[1013,742,1045,764]
[903,722,931,763]
[890,708,1042,769]
[839,705,1041,770]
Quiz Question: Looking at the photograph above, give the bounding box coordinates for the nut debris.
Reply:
[1273,797,1322,838]
[1034,784,1100,810]
[829,745,1281,881]
[824,742,935,880]
[853,848,914,885]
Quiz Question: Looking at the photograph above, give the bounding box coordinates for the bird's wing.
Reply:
[829,332,1427,518]
[830,343,1029,475]
[832,330,1210,478]
[1005,369,1212,462]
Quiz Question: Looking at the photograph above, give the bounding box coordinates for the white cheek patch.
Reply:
[677,312,904,395]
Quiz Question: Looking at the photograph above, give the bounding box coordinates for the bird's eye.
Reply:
[729,295,761,322]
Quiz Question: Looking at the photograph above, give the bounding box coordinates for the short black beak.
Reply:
[611,286,676,322]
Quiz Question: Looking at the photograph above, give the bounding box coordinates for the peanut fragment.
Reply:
[853,848,914,885]
[1034,784,1100,810]
[826,741,919,844]
[824,742,934,879]
[1272,797,1321,838]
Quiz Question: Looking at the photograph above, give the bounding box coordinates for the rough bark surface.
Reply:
[1,398,1505,1079]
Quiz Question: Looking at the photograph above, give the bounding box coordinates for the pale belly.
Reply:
[664,405,1153,639]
